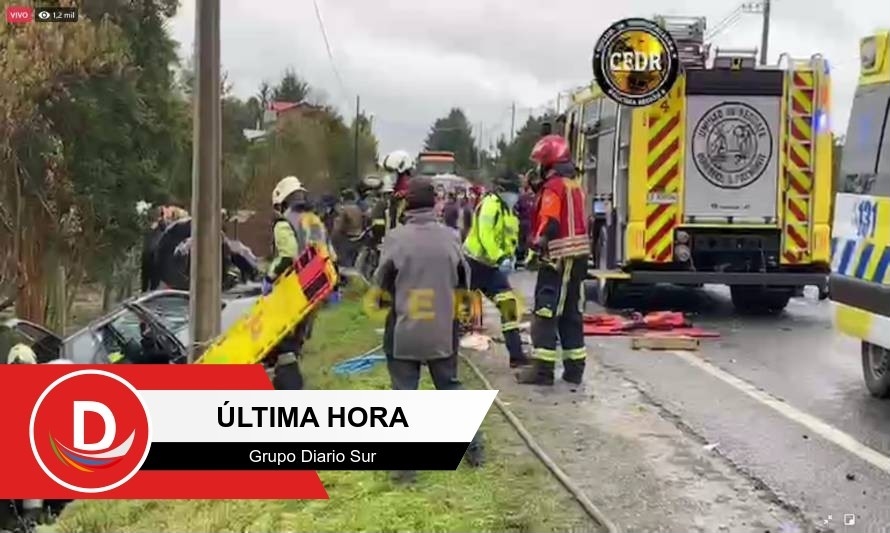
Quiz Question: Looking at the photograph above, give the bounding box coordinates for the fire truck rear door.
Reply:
[683,69,784,223]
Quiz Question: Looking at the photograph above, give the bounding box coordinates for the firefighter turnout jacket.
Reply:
[464,192,520,266]
[532,170,588,259]
[269,208,337,279]
[370,193,407,241]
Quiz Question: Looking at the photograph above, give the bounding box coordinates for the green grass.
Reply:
[54,284,592,533]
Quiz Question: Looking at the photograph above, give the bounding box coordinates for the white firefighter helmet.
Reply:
[272,176,306,205]
[380,150,415,175]
[7,343,36,364]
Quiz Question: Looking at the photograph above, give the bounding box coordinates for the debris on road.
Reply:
[460,333,492,351]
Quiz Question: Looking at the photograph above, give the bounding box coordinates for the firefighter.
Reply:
[369,150,415,244]
[7,344,36,364]
[463,172,529,368]
[332,188,365,267]
[374,176,484,481]
[264,175,337,390]
[517,135,590,386]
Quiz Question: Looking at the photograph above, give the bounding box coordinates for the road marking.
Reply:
[670,349,890,473]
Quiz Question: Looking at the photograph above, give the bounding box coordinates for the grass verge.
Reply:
[54,284,593,533]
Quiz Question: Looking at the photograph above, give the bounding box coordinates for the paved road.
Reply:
[504,274,890,532]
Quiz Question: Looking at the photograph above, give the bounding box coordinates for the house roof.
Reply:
[269,101,303,112]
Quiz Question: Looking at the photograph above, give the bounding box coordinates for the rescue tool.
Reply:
[195,246,338,365]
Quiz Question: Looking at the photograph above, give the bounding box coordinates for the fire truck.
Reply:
[417,150,458,176]
[567,16,833,313]
[829,30,890,397]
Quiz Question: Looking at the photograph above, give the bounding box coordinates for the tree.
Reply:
[272,69,310,102]
[497,114,555,174]
[0,11,132,323]
[0,0,191,324]
[423,108,478,172]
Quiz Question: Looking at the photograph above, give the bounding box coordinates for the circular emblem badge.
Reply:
[29,370,152,493]
[691,102,773,189]
[592,18,679,107]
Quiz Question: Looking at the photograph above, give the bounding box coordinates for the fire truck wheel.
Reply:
[862,341,890,399]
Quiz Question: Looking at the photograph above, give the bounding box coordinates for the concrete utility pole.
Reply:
[759,0,771,66]
[353,95,360,180]
[510,101,516,143]
[188,0,222,361]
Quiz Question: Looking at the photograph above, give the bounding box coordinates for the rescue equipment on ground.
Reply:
[195,245,337,364]
[332,347,386,375]
[582,311,719,338]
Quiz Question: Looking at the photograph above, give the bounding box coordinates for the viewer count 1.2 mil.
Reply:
[35,6,78,23]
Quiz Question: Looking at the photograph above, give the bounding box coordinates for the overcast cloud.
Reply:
[169,0,887,155]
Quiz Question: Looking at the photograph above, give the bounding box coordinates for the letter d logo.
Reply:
[73,401,116,451]
[30,370,152,493]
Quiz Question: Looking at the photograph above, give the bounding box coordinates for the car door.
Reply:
[125,301,188,364]
[131,292,191,358]
[88,304,187,364]
[0,319,63,363]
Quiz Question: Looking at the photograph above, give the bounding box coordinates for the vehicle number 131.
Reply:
[853,199,879,238]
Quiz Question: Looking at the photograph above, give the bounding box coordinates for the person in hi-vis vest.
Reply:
[263,175,337,390]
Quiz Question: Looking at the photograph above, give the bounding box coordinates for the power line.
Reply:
[311,0,348,101]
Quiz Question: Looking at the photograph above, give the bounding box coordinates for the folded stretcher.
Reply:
[196,246,338,364]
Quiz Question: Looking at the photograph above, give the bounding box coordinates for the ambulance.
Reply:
[567,16,833,313]
[829,31,890,398]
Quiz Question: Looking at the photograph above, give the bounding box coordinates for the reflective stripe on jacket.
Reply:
[534,174,588,258]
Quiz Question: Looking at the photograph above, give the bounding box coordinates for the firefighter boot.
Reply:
[562,359,586,385]
[272,354,304,390]
[515,359,555,385]
[504,330,530,368]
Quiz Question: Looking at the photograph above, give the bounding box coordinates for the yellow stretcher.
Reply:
[195,246,338,364]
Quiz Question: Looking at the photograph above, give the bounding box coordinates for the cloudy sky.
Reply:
[168,0,886,155]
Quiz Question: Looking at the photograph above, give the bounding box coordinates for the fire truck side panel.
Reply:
[626,98,649,262]
[638,74,687,263]
[682,70,783,223]
[811,63,834,264]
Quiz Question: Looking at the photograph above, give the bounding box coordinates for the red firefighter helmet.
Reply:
[530,134,571,168]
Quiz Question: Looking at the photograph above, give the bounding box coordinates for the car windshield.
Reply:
[418,160,455,176]
[137,293,190,334]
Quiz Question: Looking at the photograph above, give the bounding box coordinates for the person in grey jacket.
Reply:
[373,176,484,483]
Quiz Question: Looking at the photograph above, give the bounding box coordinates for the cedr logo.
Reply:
[29,370,152,493]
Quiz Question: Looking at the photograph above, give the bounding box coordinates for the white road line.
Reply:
[669,350,890,473]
